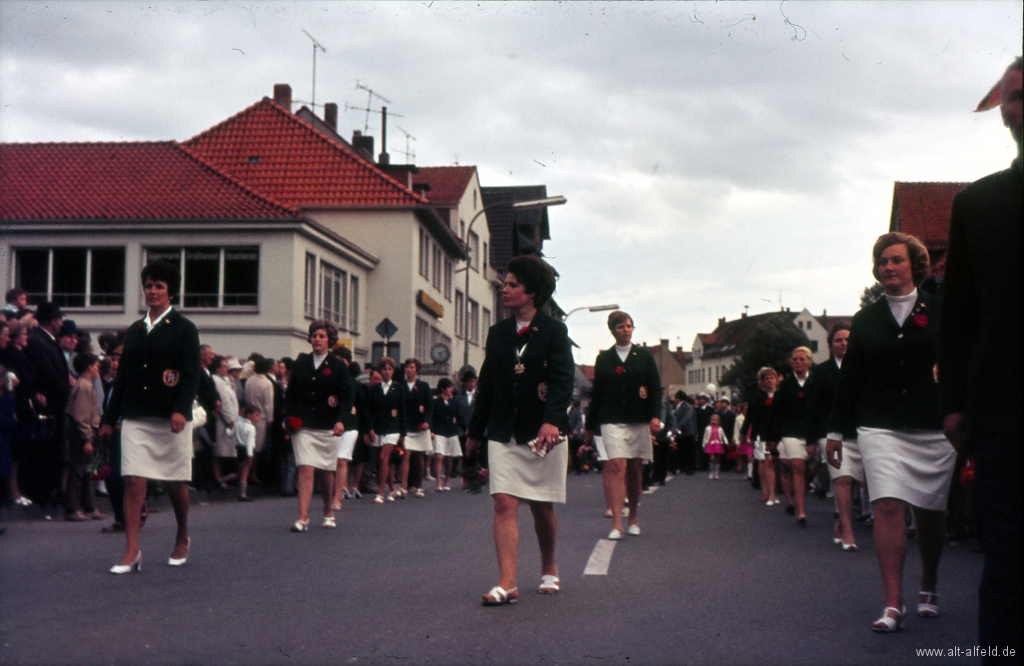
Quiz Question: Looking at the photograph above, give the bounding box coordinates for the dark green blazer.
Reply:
[103,309,201,425]
[828,290,942,435]
[285,353,354,431]
[468,311,574,444]
[586,344,663,426]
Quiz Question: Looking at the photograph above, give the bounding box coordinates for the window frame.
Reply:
[142,246,260,311]
[13,246,127,311]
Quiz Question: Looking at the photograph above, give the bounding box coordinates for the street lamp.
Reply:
[461,195,567,371]
[563,303,620,320]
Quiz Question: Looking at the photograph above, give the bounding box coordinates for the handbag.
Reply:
[192,400,208,428]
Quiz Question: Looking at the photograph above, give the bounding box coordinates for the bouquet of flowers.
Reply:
[287,416,303,432]
[461,461,490,495]
[86,442,111,480]
[958,458,975,487]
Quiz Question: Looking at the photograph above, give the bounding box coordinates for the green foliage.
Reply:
[860,282,885,309]
[721,314,811,402]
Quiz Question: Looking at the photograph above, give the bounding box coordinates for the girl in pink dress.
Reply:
[703,413,728,479]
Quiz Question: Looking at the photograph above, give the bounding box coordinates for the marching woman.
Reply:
[827,232,954,632]
[333,357,364,506]
[585,311,662,539]
[367,357,405,504]
[766,346,815,525]
[399,358,433,498]
[100,261,201,573]
[467,255,575,606]
[283,320,353,531]
[747,367,780,505]
[430,377,462,491]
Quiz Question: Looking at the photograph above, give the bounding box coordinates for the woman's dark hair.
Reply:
[252,355,274,374]
[871,232,931,286]
[280,357,294,371]
[349,361,363,378]
[140,261,181,297]
[307,319,339,347]
[606,310,633,332]
[97,331,119,355]
[436,377,454,392]
[72,352,99,375]
[377,356,396,372]
[827,323,851,347]
[74,331,94,354]
[403,357,421,372]
[333,345,353,362]
[210,355,227,373]
[506,255,557,309]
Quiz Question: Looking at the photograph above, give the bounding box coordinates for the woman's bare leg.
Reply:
[873,498,908,609]
[296,465,315,522]
[529,501,558,577]
[626,458,643,526]
[493,493,520,591]
[834,476,856,545]
[333,458,348,508]
[118,476,147,565]
[163,481,190,559]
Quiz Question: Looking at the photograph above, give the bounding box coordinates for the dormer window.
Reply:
[247,156,261,164]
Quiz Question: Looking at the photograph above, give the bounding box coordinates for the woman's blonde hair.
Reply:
[756,366,778,382]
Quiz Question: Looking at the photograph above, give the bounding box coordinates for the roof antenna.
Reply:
[347,82,393,134]
[395,126,416,164]
[301,30,327,112]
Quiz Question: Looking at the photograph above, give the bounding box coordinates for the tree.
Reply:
[721,314,811,403]
[860,282,884,309]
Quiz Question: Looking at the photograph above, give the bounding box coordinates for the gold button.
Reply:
[897,334,903,339]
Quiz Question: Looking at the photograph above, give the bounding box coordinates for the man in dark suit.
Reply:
[939,57,1022,664]
[24,301,72,507]
[670,391,697,475]
[453,369,477,472]
[695,394,715,471]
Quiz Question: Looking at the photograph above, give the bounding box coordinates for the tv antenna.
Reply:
[301,30,327,112]
[346,81,393,134]
[395,126,416,164]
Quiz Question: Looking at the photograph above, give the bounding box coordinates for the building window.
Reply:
[418,228,430,279]
[443,257,453,301]
[473,189,477,210]
[483,242,488,275]
[14,247,126,309]
[468,231,480,272]
[482,307,491,334]
[415,316,430,361]
[320,262,347,328]
[459,220,466,242]
[807,320,812,330]
[468,298,480,345]
[798,321,804,329]
[455,290,465,339]
[304,253,317,317]
[432,243,443,291]
[349,276,360,333]
[145,247,257,309]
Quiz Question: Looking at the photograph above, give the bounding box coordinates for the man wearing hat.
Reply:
[24,302,73,507]
[58,319,79,375]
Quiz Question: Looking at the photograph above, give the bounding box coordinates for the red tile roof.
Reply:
[0,141,296,221]
[889,182,969,248]
[185,99,427,209]
[698,312,798,360]
[413,166,477,206]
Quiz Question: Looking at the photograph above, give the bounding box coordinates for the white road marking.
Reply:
[584,539,617,576]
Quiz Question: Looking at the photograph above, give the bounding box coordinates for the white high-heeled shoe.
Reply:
[110,550,142,575]
[167,538,190,566]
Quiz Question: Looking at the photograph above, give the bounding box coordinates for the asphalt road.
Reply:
[1,469,983,666]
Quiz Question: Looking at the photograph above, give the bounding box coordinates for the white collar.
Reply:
[381,380,392,393]
[145,305,173,332]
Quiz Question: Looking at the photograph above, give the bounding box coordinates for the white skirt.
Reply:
[858,427,956,511]
[489,437,568,504]
[433,434,462,457]
[825,437,865,483]
[293,428,341,471]
[336,430,359,461]
[404,429,433,453]
[370,432,400,448]
[601,423,654,462]
[121,417,193,482]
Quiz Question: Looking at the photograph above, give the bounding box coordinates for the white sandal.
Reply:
[918,591,939,617]
[872,606,906,632]
[539,575,560,594]
[481,585,518,606]
[291,519,309,533]
[322,516,337,528]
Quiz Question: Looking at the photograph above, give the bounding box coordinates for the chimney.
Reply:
[323,103,338,131]
[378,106,390,165]
[718,317,726,327]
[352,131,374,161]
[822,309,827,318]
[273,84,292,112]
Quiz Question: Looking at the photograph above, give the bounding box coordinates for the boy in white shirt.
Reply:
[235,405,261,502]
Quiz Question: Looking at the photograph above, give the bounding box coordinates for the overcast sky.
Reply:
[2,1,1020,363]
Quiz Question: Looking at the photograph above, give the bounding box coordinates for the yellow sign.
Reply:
[416,290,444,318]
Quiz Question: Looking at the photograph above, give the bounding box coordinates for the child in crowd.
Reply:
[235,405,261,502]
[703,413,728,480]
[430,378,461,491]
[65,353,106,521]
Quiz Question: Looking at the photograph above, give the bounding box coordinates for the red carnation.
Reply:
[912,314,928,328]
[517,328,530,337]
[288,416,303,432]
[615,366,626,375]
[322,367,331,376]
[797,391,805,399]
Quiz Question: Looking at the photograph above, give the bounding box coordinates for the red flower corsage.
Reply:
[615,365,626,375]
[322,367,332,376]
[287,416,303,431]
[796,391,805,399]
[136,323,144,330]
[912,314,928,328]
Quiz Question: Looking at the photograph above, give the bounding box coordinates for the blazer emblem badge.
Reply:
[639,386,648,399]
[419,405,425,413]
[163,370,180,387]
[391,408,398,418]
[514,363,526,375]
[351,406,358,415]
[328,395,338,408]
[537,382,548,402]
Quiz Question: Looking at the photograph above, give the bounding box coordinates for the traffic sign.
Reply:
[375,318,398,339]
